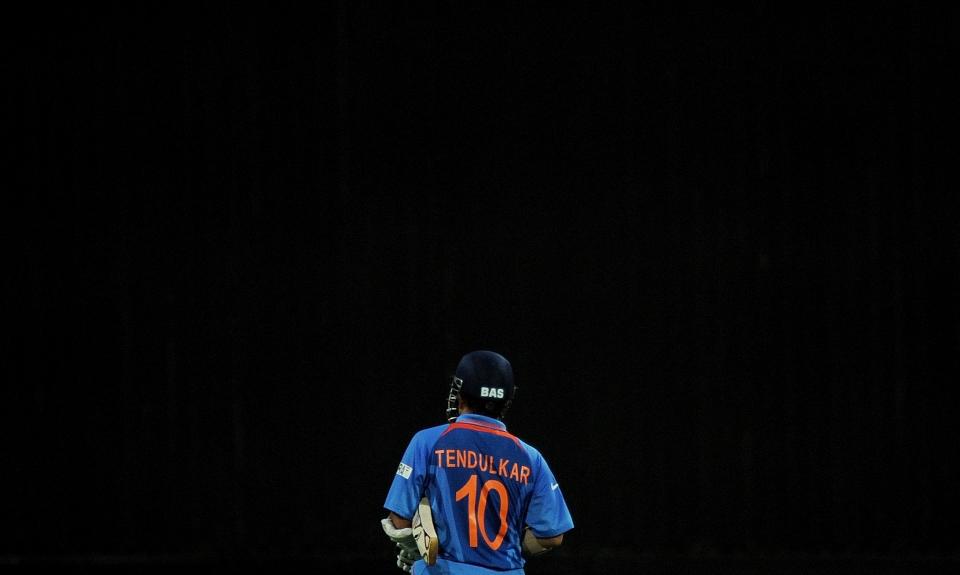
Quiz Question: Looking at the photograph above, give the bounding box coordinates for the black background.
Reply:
[8,3,956,573]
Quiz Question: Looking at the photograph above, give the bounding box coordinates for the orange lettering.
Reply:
[478,479,509,550]
[498,458,508,476]
[456,475,511,551]
[435,450,444,467]
[466,450,477,469]
[446,449,456,468]
[457,450,467,468]
[519,465,530,484]
[509,462,519,481]
[456,474,479,548]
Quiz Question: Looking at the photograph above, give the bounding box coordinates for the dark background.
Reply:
[8,3,956,573]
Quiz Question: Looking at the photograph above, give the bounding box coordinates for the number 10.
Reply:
[455,474,509,550]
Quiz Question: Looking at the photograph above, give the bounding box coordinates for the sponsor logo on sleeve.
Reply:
[396,462,413,479]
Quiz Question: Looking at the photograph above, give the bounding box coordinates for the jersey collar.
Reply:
[455,412,507,431]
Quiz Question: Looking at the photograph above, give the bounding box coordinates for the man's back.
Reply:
[428,415,534,570]
[382,351,573,575]
[385,413,573,574]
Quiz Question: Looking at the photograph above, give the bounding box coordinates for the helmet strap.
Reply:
[446,376,463,422]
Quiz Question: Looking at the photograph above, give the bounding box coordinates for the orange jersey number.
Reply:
[455,474,510,550]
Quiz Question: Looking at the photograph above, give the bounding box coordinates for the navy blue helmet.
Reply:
[446,350,518,422]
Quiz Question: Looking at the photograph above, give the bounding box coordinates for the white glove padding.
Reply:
[382,517,417,550]
[382,517,419,571]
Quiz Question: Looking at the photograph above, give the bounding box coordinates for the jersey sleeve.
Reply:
[524,446,575,538]
[383,427,440,520]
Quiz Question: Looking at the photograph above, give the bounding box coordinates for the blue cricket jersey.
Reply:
[384,413,574,575]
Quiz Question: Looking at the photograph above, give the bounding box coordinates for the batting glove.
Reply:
[396,545,418,572]
[382,517,420,572]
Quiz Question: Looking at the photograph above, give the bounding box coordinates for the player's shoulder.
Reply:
[410,423,449,445]
[517,437,546,464]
